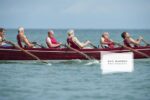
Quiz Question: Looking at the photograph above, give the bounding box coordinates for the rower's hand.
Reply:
[30,44,34,48]
[139,36,143,40]
[32,42,37,44]
[86,40,91,44]
[58,42,62,46]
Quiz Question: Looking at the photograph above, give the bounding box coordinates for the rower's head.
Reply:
[0,28,5,36]
[18,27,24,34]
[102,32,109,39]
[121,32,130,39]
[48,30,54,38]
[67,29,74,37]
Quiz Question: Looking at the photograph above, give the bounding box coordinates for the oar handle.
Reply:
[32,42,46,48]
[89,43,98,49]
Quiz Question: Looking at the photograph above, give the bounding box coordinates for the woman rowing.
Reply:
[17,27,34,48]
[46,30,62,48]
[67,29,91,49]
[100,32,115,48]
[121,32,143,47]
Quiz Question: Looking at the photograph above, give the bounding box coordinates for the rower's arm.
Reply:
[48,43,61,48]
[22,36,33,48]
[0,37,2,45]
[73,37,84,48]
[73,37,90,48]
[129,37,142,45]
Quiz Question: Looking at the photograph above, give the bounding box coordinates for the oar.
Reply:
[89,43,98,49]
[142,40,150,46]
[114,42,150,58]
[62,44,92,60]
[32,42,46,48]
[5,40,48,63]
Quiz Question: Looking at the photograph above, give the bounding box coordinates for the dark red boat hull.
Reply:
[0,46,150,60]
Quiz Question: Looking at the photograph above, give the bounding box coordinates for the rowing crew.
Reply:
[0,27,146,49]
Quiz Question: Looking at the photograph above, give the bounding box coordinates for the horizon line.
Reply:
[4,28,150,30]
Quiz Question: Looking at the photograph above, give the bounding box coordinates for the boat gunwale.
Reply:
[0,46,150,52]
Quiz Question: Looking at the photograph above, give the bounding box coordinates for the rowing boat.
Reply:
[0,46,150,60]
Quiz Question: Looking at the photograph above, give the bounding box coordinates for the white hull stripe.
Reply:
[0,48,150,53]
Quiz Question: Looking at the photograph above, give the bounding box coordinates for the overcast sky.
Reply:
[0,0,150,29]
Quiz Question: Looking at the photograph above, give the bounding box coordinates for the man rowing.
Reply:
[17,27,34,48]
[0,28,6,46]
[100,32,115,48]
[67,29,91,49]
[121,32,143,47]
[46,30,62,48]
[0,28,13,47]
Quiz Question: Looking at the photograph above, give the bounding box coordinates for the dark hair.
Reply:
[0,28,5,32]
[121,32,127,39]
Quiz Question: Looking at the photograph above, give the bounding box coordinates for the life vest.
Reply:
[103,38,114,48]
[17,35,23,48]
[67,37,81,49]
[123,38,132,47]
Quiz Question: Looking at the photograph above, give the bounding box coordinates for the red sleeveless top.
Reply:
[17,35,23,48]
[46,37,60,48]
[123,38,132,47]
[104,38,114,48]
[51,37,58,44]
[67,37,80,49]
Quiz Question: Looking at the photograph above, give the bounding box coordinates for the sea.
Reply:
[0,29,150,100]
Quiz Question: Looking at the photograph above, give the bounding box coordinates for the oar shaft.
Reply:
[63,44,92,60]
[16,46,40,60]
[32,42,46,48]
[142,40,150,46]
[6,41,47,63]
[7,41,40,60]
[89,43,98,49]
[115,42,150,58]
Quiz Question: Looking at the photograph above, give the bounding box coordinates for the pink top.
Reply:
[51,37,58,44]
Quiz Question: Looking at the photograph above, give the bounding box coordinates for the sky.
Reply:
[0,0,150,29]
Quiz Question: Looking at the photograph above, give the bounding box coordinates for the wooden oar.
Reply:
[114,42,150,58]
[142,40,150,46]
[62,44,92,60]
[32,42,46,48]
[5,40,48,63]
[89,43,98,49]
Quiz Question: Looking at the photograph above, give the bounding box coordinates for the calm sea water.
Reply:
[0,29,150,100]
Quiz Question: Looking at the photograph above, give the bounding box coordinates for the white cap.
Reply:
[67,29,74,36]
[18,27,24,32]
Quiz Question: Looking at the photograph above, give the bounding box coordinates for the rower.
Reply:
[0,28,6,46]
[121,32,143,47]
[0,28,12,47]
[67,29,91,49]
[100,32,115,48]
[17,27,34,48]
[46,30,62,48]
